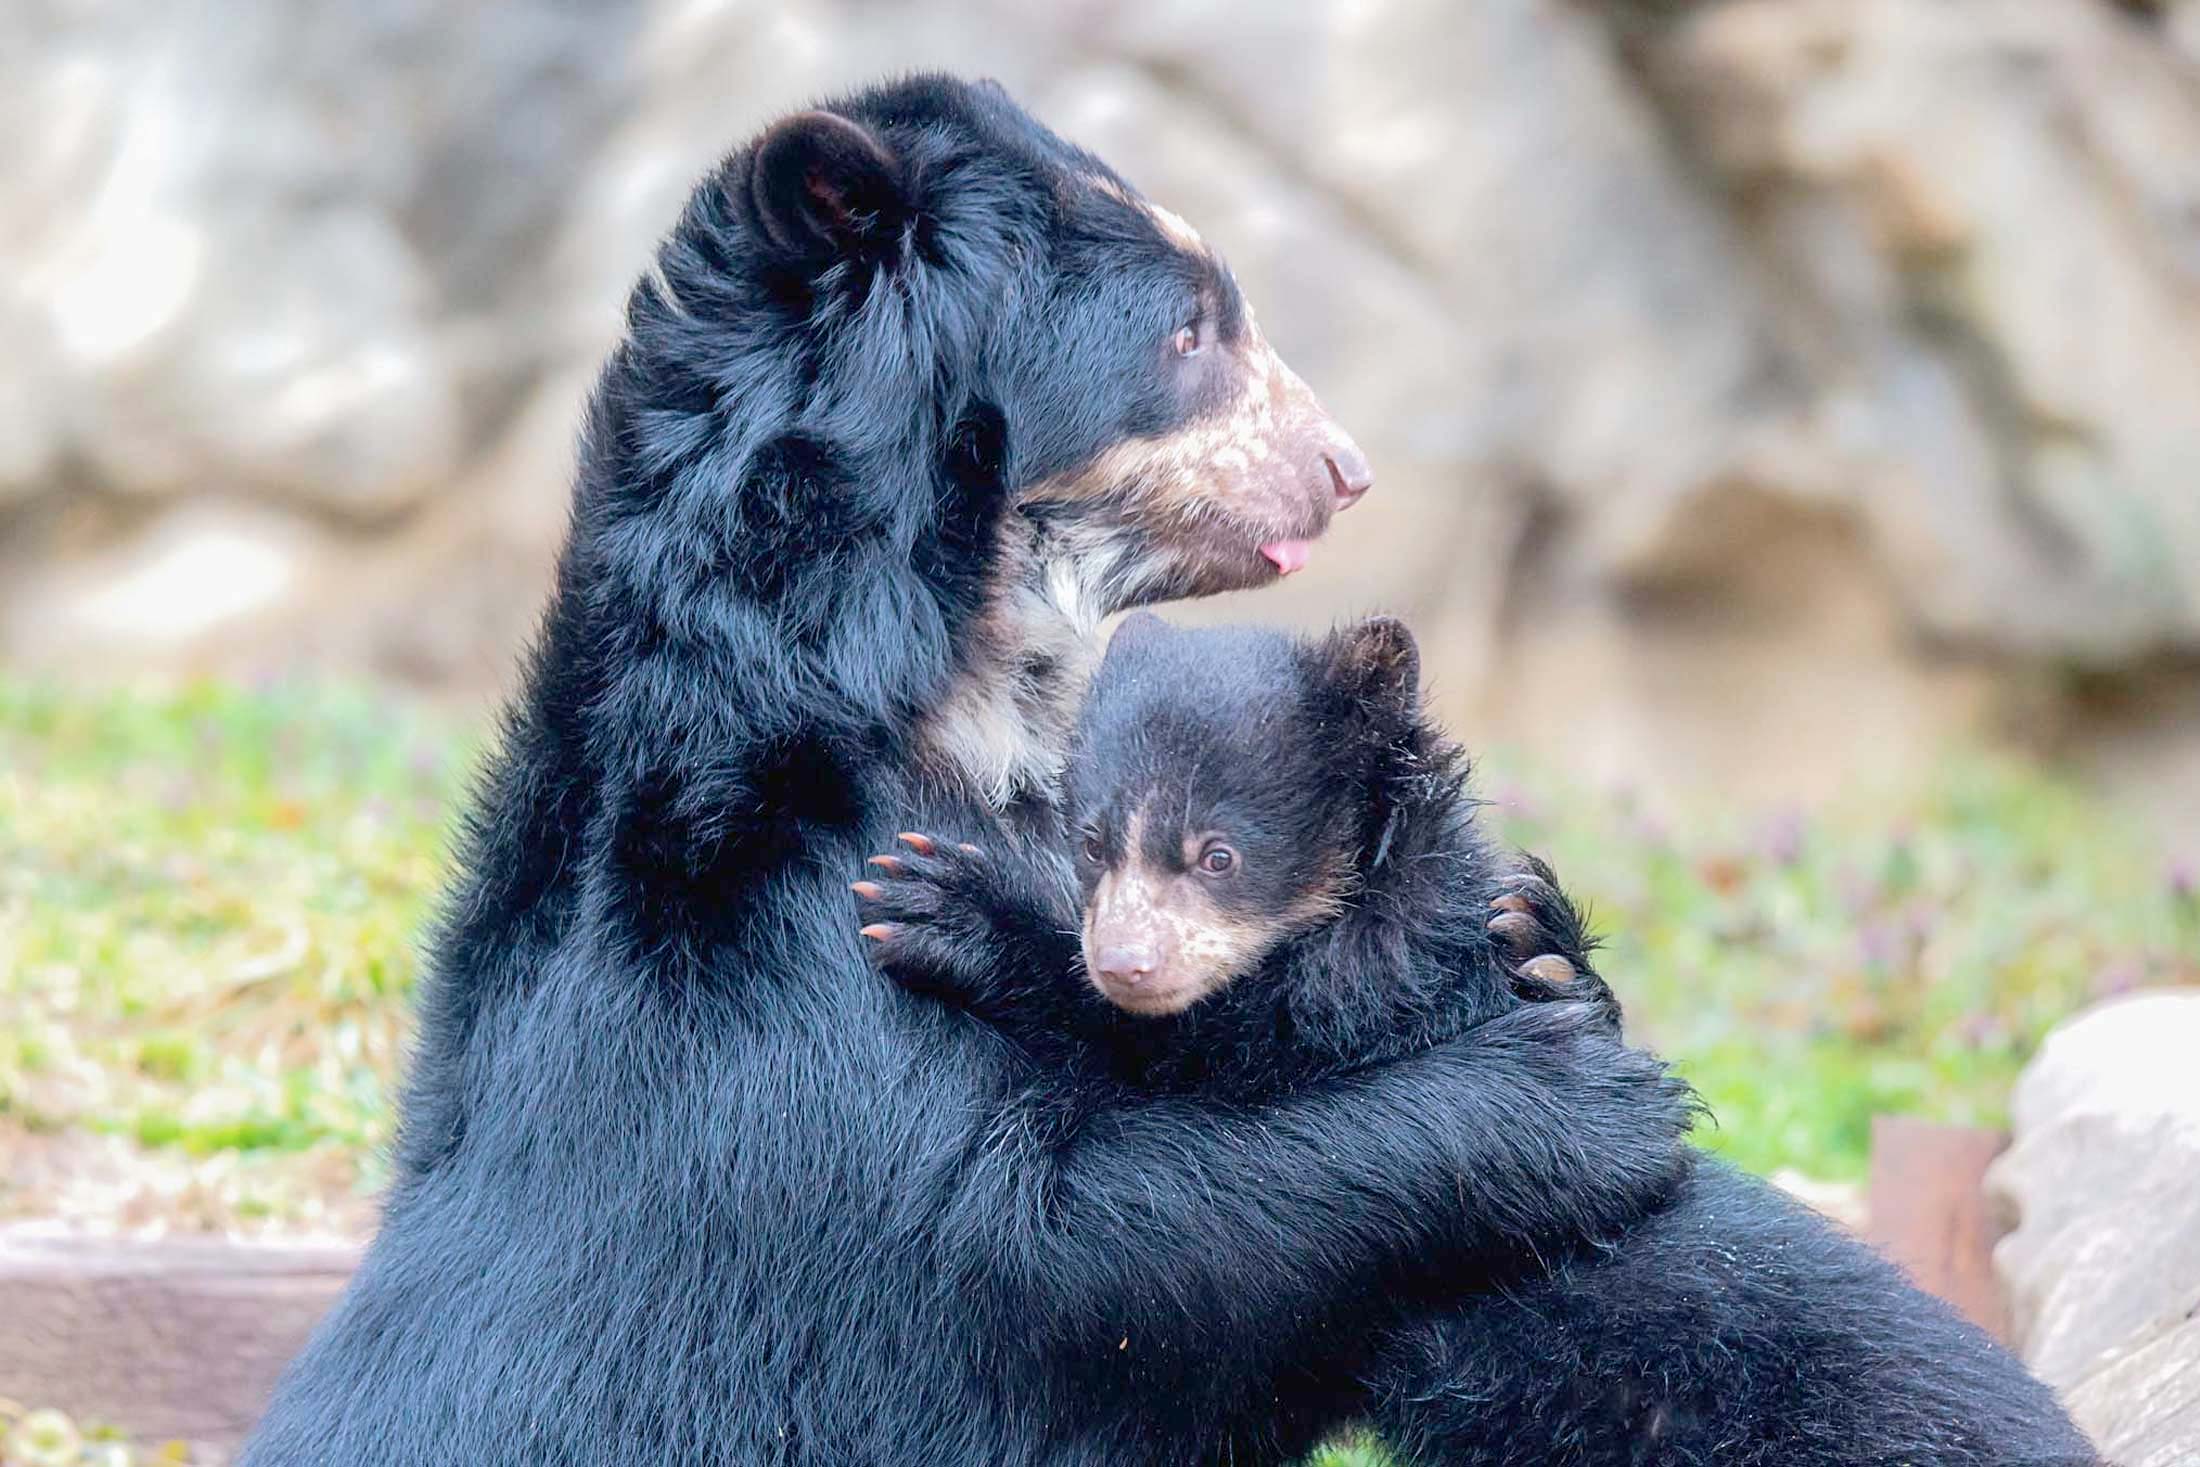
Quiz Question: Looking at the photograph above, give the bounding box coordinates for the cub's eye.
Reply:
[1196,843,1237,877]
[1171,321,1204,357]
[1080,831,1105,865]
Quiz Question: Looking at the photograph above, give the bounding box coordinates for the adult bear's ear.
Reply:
[744,110,910,261]
[1326,615,1421,721]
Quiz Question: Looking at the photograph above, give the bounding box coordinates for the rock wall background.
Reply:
[4,0,2197,814]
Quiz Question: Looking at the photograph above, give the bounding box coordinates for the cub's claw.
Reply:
[1518,953,1578,986]
[1488,858,1604,1011]
[851,834,1002,996]
[1487,910,1537,945]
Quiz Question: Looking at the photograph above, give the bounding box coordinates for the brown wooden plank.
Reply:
[0,1233,360,1457]
[1864,1116,2012,1344]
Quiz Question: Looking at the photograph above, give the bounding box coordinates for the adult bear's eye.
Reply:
[1172,321,1204,357]
[1196,843,1237,876]
[1080,831,1106,865]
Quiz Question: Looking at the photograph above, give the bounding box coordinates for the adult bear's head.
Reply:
[721,75,1372,613]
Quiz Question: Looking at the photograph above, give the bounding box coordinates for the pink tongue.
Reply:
[1260,539,1314,576]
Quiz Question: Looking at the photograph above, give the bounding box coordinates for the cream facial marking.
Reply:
[1080,173,1213,259]
[913,514,1104,806]
[1080,806,1269,1016]
[1010,173,1374,603]
[1144,200,1208,256]
[1014,315,1359,597]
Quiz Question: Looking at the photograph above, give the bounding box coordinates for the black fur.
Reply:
[243,78,1693,1466]
[1374,1158,2100,1467]
[867,616,2100,1467]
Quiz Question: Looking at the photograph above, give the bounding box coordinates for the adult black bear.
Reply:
[860,613,2099,1467]
[242,78,1694,1465]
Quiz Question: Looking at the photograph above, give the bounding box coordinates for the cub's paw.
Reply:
[1487,854,1604,1006]
[851,833,1003,999]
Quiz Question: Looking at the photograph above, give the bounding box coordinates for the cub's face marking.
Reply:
[1078,804,1353,1017]
[1081,809,1266,1015]
[1060,615,1427,1018]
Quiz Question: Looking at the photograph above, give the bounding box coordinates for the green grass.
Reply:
[3,678,2194,1235]
[0,680,466,1227]
[1484,753,2200,1178]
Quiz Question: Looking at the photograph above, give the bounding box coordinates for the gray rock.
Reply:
[1657,0,2200,662]
[1987,991,2200,1467]
[0,0,633,517]
[2,500,333,669]
[2175,2,2200,70]
[5,0,2200,816]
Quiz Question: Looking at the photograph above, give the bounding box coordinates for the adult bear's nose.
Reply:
[1095,944,1158,985]
[1325,439,1373,508]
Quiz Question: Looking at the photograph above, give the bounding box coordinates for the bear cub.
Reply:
[854,610,1606,1096]
[857,613,2099,1467]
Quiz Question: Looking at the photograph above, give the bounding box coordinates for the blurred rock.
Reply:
[2177,2,2200,68]
[2,0,2198,811]
[1653,0,2200,662]
[1987,990,2200,1467]
[0,0,635,517]
[4,500,331,662]
[306,369,594,691]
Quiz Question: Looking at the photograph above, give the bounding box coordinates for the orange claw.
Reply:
[866,854,904,872]
[896,832,936,855]
[859,923,898,942]
[849,881,884,900]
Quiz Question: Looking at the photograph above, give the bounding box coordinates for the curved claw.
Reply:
[1518,954,1577,985]
[859,922,899,942]
[866,854,905,873]
[849,881,885,901]
[1488,910,1536,943]
[896,832,937,855]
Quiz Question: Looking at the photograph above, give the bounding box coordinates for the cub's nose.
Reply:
[1095,944,1159,986]
[1324,439,1373,508]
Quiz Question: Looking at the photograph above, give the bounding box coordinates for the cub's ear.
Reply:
[744,110,910,261]
[1100,611,1173,671]
[1326,615,1421,717]
[1110,610,1171,647]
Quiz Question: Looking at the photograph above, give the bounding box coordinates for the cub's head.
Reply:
[1062,613,1423,1016]
[730,75,1370,613]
